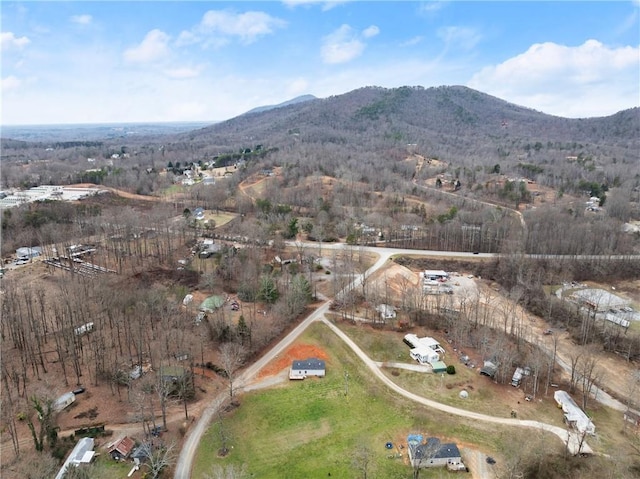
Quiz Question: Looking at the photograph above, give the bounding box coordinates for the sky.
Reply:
[1,1,639,125]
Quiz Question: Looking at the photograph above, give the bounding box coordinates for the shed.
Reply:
[289,358,326,380]
[16,246,42,259]
[376,304,397,320]
[109,436,136,460]
[480,360,498,378]
[193,207,205,220]
[430,361,448,373]
[159,365,194,398]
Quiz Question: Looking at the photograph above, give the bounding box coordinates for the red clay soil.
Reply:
[257,343,329,379]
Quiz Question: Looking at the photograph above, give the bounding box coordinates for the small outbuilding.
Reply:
[289,358,326,380]
[16,246,42,259]
[376,304,397,320]
[480,360,498,378]
[108,436,136,461]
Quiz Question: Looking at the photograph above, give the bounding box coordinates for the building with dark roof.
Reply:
[289,358,326,380]
[408,436,465,470]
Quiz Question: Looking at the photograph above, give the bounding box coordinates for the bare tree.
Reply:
[410,438,442,479]
[139,440,176,479]
[352,443,376,479]
[219,342,246,399]
[578,348,602,410]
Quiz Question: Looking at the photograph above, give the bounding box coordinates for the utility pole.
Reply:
[344,371,349,397]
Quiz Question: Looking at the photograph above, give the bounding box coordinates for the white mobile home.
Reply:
[403,334,445,353]
[410,346,440,365]
[422,270,449,281]
[554,390,595,435]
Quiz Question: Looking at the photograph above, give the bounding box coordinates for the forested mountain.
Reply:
[243,94,317,115]
[183,85,639,167]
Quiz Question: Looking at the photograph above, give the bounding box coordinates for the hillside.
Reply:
[182,85,639,166]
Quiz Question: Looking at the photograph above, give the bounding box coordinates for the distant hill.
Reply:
[182,85,639,167]
[1,121,214,142]
[243,94,317,115]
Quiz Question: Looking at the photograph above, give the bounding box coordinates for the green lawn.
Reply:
[192,322,529,479]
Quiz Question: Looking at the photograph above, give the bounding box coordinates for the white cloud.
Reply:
[1,32,30,51]
[123,29,171,64]
[2,75,21,92]
[164,65,203,79]
[70,14,92,25]
[468,40,640,117]
[181,10,287,46]
[437,26,482,50]
[419,1,448,15]
[401,36,424,47]
[321,24,378,64]
[281,0,346,11]
[362,25,380,39]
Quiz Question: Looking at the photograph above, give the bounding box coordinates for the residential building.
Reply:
[289,358,326,380]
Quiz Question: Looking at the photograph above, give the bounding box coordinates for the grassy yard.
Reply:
[203,211,237,228]
[334,320,569,425]
[192,322,544,479]
[88,452,136,478]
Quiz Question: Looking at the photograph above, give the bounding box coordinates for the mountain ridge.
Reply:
[182,85,638,166]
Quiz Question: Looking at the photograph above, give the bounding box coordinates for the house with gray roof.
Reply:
[408,436,465,470]
[289,358,326,380]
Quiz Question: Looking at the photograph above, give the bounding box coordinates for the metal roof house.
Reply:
[554,390,595,435]
[289,358,326,380]
[403,334,445,353]
[410,347,440,365]
[421,270,449,281]
[54,437,95,479]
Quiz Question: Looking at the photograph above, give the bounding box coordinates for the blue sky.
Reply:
[2,1,639,125]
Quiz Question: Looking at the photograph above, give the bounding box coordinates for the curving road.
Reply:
[174,246,604,477]
[319,316,591,455]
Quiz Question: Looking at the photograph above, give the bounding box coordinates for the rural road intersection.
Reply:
[174,245,600,478]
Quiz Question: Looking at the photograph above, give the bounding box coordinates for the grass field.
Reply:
[202,211,238,228]
[191,322,551,479]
